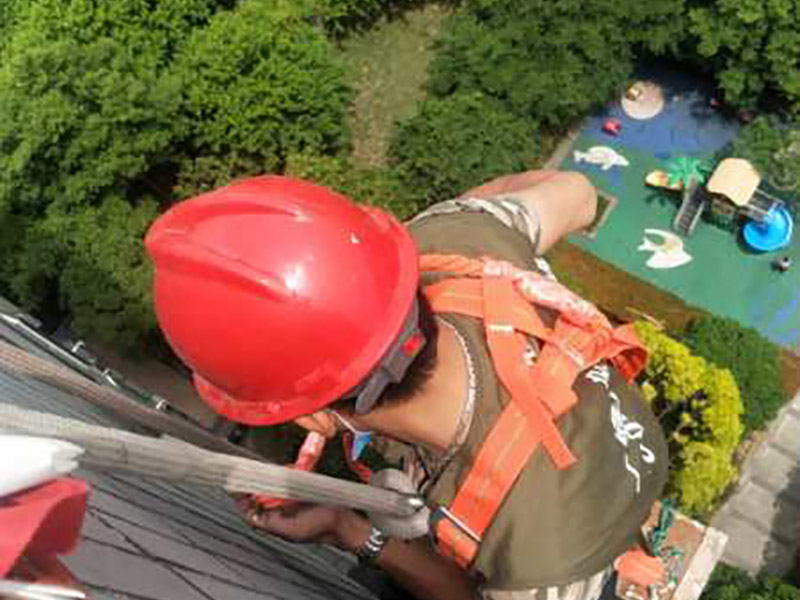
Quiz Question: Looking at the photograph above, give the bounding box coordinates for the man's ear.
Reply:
[294,411,338,439]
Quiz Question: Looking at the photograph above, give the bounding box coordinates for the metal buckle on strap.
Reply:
[430,506,482,544]
[487,322,514,334]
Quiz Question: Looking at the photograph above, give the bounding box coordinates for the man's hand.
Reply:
[235,495,368,550]
[236,495,478,600]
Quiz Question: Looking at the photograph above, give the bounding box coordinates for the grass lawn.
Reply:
[340,3,451,167]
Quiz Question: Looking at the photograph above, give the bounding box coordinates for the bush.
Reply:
[0,0,355,352]
[702,564,800,600]
[635,322,743,516]
[10,198,158,352]
[174,0,352,196]
[688,1,800,113]
[313,0,417,35]
[426,1,653,129]
[285,152,418,219]
[729,117,800,194]
[683,315,785,433]
[0,0,214,216]
[0,0,223,349]
[389,92,538,207]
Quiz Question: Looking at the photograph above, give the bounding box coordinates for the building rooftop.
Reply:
[0,299,396,600]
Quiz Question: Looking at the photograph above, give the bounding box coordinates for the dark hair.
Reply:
[330,293,439,412]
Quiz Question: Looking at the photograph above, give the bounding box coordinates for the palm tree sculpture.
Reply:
[665,156,712,189]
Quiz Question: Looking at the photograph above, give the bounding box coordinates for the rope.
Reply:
[0,339,255,459]
[0,404,426,533]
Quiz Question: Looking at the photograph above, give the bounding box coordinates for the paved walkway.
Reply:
[711,390,800,575]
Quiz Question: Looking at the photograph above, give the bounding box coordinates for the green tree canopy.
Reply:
[389,92,538,206]
[426,0,685,130]
[0,0,353,351]
[173,0,352,197]
[688,0,800,112]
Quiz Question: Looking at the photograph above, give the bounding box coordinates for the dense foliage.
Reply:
[688,0,800,113]
[389,92,537,206]
[12,198,159,351]
[174,1,351,198]
[635,322,743,515]
[0,0,352,350]
[701,564,800,600]
[729,117,800,196]
[683,316,785,434]
[285,152,417,219]
[314,0,421,34]
[426,2,635,130]
[5,0,800,354]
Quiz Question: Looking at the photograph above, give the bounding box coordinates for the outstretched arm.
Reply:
[237,499,478,600]
[460,170,597,253]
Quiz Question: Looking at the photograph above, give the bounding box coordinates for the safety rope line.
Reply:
[0,339,254,458]
[0,403,424,529]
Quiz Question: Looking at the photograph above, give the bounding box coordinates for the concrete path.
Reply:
[711,390,800,575]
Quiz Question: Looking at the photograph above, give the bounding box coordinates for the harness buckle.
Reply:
[430,506,482,544]
[487,323,514,334]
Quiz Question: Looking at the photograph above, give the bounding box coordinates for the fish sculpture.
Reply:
[573,146,630,171]
[0,436,83,498]
[638,229,692,269]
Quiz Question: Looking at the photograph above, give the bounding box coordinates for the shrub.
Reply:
[313,0,414,35]
[10,198,158,352]
[0,0,214,216]
[389,92,537,207]
[0,0,222,349]
[702,564,800,600]
[0,0,354,352]
[688,0,800,113]
[174,0,351,195]
[635,322,743,515]
[729,117,800,194]
[426,1,645,129]
[683,315,785,433]
[285,152,418,219]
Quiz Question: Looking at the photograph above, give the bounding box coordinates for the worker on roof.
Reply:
[145,171,668,600]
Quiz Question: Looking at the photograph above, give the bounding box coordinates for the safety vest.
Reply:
[419,253,650,570]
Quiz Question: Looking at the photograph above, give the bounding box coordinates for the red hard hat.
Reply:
[145,176,419,425]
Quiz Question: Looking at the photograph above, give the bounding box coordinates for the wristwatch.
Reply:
[355,526,388,564]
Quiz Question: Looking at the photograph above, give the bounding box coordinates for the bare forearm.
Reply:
[460,170,598,253]
[338,512,478,600]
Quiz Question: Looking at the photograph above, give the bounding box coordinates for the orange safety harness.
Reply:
[419,254,655,575]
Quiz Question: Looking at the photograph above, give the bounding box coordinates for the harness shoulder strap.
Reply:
[420,253,648,569]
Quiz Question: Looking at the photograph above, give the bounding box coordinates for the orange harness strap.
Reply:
[420,254,648,568]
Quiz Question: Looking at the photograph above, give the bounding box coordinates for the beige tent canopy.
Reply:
[706,158,762,207]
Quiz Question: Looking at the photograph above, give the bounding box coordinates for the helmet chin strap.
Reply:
[347,299,426,415]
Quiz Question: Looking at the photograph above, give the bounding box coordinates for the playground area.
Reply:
[560,69,800,352]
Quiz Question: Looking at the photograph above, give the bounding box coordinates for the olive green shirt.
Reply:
[396,206,668,591]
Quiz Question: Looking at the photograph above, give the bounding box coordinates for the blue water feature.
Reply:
[743,205,794,252]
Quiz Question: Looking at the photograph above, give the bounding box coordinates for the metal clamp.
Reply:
[430,505,481,544]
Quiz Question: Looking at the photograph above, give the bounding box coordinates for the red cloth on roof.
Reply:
[0,477,88,577]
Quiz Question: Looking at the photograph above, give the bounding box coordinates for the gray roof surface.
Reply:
[0,304,397,600]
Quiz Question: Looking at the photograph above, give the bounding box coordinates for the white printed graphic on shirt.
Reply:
[585,364,655,495]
